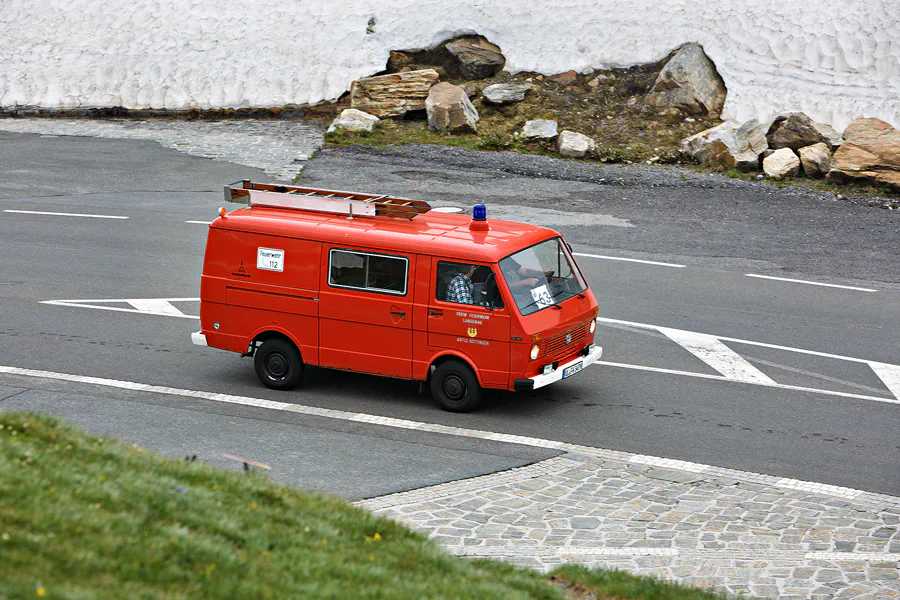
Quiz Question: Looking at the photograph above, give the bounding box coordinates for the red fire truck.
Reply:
[192,180,602,411]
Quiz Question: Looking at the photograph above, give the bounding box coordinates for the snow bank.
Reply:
[1,0,897,130]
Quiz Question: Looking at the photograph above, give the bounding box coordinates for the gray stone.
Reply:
[521,119,558,140]
[425,82,479,134]
[680,119,768,171]
[558,130,597,158]
[482,83,530,105]
[797,142,832,178]
[326,108,379,134]
[444,36,505,80]
[763,148,801,179]
[350,69,440,118]
[767,113,837,151]
[646,43,727,116]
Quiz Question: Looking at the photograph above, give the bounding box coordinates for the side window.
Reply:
[436,261,502,308]
[329,249,408,295]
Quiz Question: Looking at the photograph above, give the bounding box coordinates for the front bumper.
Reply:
[191,331,208,347]
[514,345,603,392]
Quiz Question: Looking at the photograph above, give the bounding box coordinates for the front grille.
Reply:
[539,321,590,359]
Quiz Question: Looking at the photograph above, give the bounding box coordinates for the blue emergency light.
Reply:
[473,204,487,221]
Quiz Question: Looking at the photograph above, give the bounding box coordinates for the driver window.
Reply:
[436,261,502,308]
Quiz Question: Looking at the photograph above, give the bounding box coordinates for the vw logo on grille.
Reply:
[566,334,572,344]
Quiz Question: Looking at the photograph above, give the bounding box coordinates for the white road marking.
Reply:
[595,316,900,403]
[185,220,211,224]
[0,364,890,503]
[594,360,900,405]
[869,362,900,401]
[3,209,129,220]
[658,327,777,385]
[573,252,685,268]
[745,273,877,292]
[126,299,186,317]
[41,297,199,319]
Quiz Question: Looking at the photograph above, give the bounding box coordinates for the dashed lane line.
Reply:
[573,252,685,268]
[0,364,898,509]
[745,273,877,292]
[3,209,129,220]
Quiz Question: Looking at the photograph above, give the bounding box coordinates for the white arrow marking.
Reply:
[658,327,777,385]
[869,362,900,401]
[41,297,199,319]
[126,299,186,316]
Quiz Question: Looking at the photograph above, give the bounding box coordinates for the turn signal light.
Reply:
[218,207,227,218]
[531,333,542,342]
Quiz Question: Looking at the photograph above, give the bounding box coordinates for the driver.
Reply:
[502,257,553,292]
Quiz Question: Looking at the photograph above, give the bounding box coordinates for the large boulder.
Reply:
[521,119,558,140]
[645,43,726,116]
[763,148,801,179]
[425,82,479,133]
[680,119,768,171]
[350,69,439,118]
[827,118,900,189]
[326,109,379,134]
[444,36,505,80]
[766,113,842,150]
[482,83,530,105]
[797,143,831,178]
[558,130,596,158]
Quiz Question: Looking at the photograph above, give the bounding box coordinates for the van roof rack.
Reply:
[225,180,431,220]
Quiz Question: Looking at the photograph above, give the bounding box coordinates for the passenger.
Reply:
[446,264,477,304]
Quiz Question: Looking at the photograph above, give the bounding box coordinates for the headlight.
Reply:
[530,344,540,360]
[589,320,596,334]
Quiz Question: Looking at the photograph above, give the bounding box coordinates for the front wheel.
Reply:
[430,360,482,412]
[254,338,304,391]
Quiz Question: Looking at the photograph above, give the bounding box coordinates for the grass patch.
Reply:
[0,412,730,599]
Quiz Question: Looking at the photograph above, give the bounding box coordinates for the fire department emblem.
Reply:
[467,327,478,338]
[566,333,572,344]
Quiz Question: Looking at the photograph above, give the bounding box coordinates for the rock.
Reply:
[558,130,596,158]
[425,82,479,133]
[763,148,801,179]
[521,119,558,140]
[680,119,768,171]
[549,70,578,86]
[386,51,413,73]
[444,36,505,80]
[812,121,844,149]
[797,143,831,177]
[350,69,439,118]
[482,83,530,105]
[827,117,900,189]
[767,113,835,150]
[646,43,726,116]
[326,109,379,134]
[581,66,595,76]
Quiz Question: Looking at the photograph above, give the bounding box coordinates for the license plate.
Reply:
[563,361,583,378]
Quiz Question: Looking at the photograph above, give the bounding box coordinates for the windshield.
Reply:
[499,237,588,316]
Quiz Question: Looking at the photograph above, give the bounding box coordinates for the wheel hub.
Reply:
[443,375,466,400]
[267,352,288,378]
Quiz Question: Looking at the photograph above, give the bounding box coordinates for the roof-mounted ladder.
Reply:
[224,180,431,220]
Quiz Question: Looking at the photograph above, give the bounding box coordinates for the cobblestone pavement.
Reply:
[360,455,900,599]
[0,118,325,181]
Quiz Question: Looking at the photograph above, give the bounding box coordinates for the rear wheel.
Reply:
[430,359,482,412]
[254,338,304,390]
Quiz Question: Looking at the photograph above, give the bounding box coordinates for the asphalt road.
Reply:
[2,131,899,499]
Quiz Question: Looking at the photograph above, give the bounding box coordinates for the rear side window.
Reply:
[328,249,408,295]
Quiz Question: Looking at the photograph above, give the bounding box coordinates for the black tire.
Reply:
[254,338,304,391]
[430,359,482,412]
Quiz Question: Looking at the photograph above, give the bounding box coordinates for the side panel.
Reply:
[426,258,510,387]
[210,228,321,362]
[318,247,415,379]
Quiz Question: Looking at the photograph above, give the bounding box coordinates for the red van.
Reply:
[192,180,602,411]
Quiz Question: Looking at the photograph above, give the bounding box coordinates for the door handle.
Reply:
[428,309,443,316]
[390,311,406,317]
